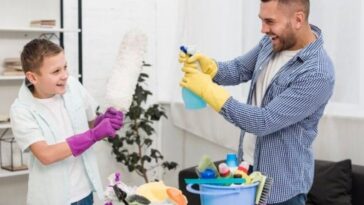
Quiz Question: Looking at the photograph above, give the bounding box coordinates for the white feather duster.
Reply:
[106,29,147,112]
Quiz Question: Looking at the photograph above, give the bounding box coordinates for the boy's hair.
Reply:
[261,0,310,20]
[21,39,63,74]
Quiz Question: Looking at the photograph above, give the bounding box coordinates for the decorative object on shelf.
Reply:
[1,57,23,76]
[0,114,10,123]
[107,66,178,183]
[0,129,27,171]
[30,19,56,28]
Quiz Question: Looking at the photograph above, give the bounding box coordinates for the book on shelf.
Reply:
[30,19,56,28]
[1,70,24,76]
[1,68,24,76]
[3,58,21,70]
[2,58,23,76]
[3,57,20,64]
[0,114,10,123]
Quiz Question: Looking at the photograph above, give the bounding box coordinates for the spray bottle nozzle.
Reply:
[180,46,189,56]
[180,45,196,57]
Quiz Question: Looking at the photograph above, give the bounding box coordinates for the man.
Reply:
[179,0,335,204]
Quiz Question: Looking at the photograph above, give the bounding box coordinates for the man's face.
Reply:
[259,1,297,52]
[28,52,69,99]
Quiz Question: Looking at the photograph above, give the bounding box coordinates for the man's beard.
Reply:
[272,24,297,52]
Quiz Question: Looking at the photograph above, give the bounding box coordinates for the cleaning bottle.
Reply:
[200,168,217,179]
[237,161,250,175]
[233,161,252,184]
[225,153,238,173]
[218,163,232,178]
[179,45,207,109]
[218,162,233,185]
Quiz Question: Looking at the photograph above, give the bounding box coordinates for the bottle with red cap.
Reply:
[218,162,232,185]
[237,161,250,175]
[233,161,252,184]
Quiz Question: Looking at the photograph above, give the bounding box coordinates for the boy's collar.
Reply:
[18,80,69,107]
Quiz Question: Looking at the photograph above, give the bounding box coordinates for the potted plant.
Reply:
[107,63,178,183]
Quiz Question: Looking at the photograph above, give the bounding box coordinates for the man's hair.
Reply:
[21,38,63,74]
[261,0,310,19]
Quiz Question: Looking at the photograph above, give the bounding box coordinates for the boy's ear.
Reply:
[25,71,37,85]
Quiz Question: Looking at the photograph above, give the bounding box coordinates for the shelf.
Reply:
[0,122,11,129]
[0,75,24,80]
[0,27,80,33]
[0,168,28,178]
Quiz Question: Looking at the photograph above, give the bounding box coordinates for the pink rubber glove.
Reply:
[66,118,119,156]
[94,107,124,127]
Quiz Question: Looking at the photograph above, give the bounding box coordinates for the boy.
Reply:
[10,39,124,205]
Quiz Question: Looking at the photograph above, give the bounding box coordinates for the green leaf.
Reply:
[143,138,153,147]
[129,152,140,164]
[150,149,164,162]
[139,121,155,135]
[144,104,167,121]
[162,161,178,170]
[135,165,146,174]
[141,155,152,163]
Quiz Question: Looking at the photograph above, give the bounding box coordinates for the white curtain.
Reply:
[157,0,245,150]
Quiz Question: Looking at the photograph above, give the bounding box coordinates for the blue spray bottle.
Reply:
[180,45,207,109]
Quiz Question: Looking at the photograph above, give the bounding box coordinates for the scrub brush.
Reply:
[106,29,147,112]
[249,171,273,205]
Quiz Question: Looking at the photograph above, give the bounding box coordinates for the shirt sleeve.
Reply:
[214,37,269,86]
[220,71,335,136]
[9,104,44,152]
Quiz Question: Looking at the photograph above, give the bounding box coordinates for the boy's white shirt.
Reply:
[35,94,92,203]
[10,76,103,205]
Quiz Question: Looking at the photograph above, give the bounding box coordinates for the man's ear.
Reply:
[25,71,37,85]
[294,11,305,29]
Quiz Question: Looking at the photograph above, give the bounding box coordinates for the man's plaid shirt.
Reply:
[215,25,335,203]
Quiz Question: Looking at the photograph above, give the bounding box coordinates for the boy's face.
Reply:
[26,52,69,99]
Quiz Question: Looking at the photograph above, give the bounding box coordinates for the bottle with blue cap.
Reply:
[200,168,217,179]
[226,153,238,173]
[179,45,207,110]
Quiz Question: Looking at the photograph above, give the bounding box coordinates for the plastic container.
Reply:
[226,153,238,172]
[182,88,207,109]
[180,45,207,110]
[186,182,259,205]
[200,168,217,179]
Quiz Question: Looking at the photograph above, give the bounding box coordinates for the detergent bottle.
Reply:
[180,45,207,109]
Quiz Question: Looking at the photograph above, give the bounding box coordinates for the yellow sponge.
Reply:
[136,181,169,202]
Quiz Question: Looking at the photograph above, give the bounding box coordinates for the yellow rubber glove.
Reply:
[180,65,230,112]
[178,52,218,79]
